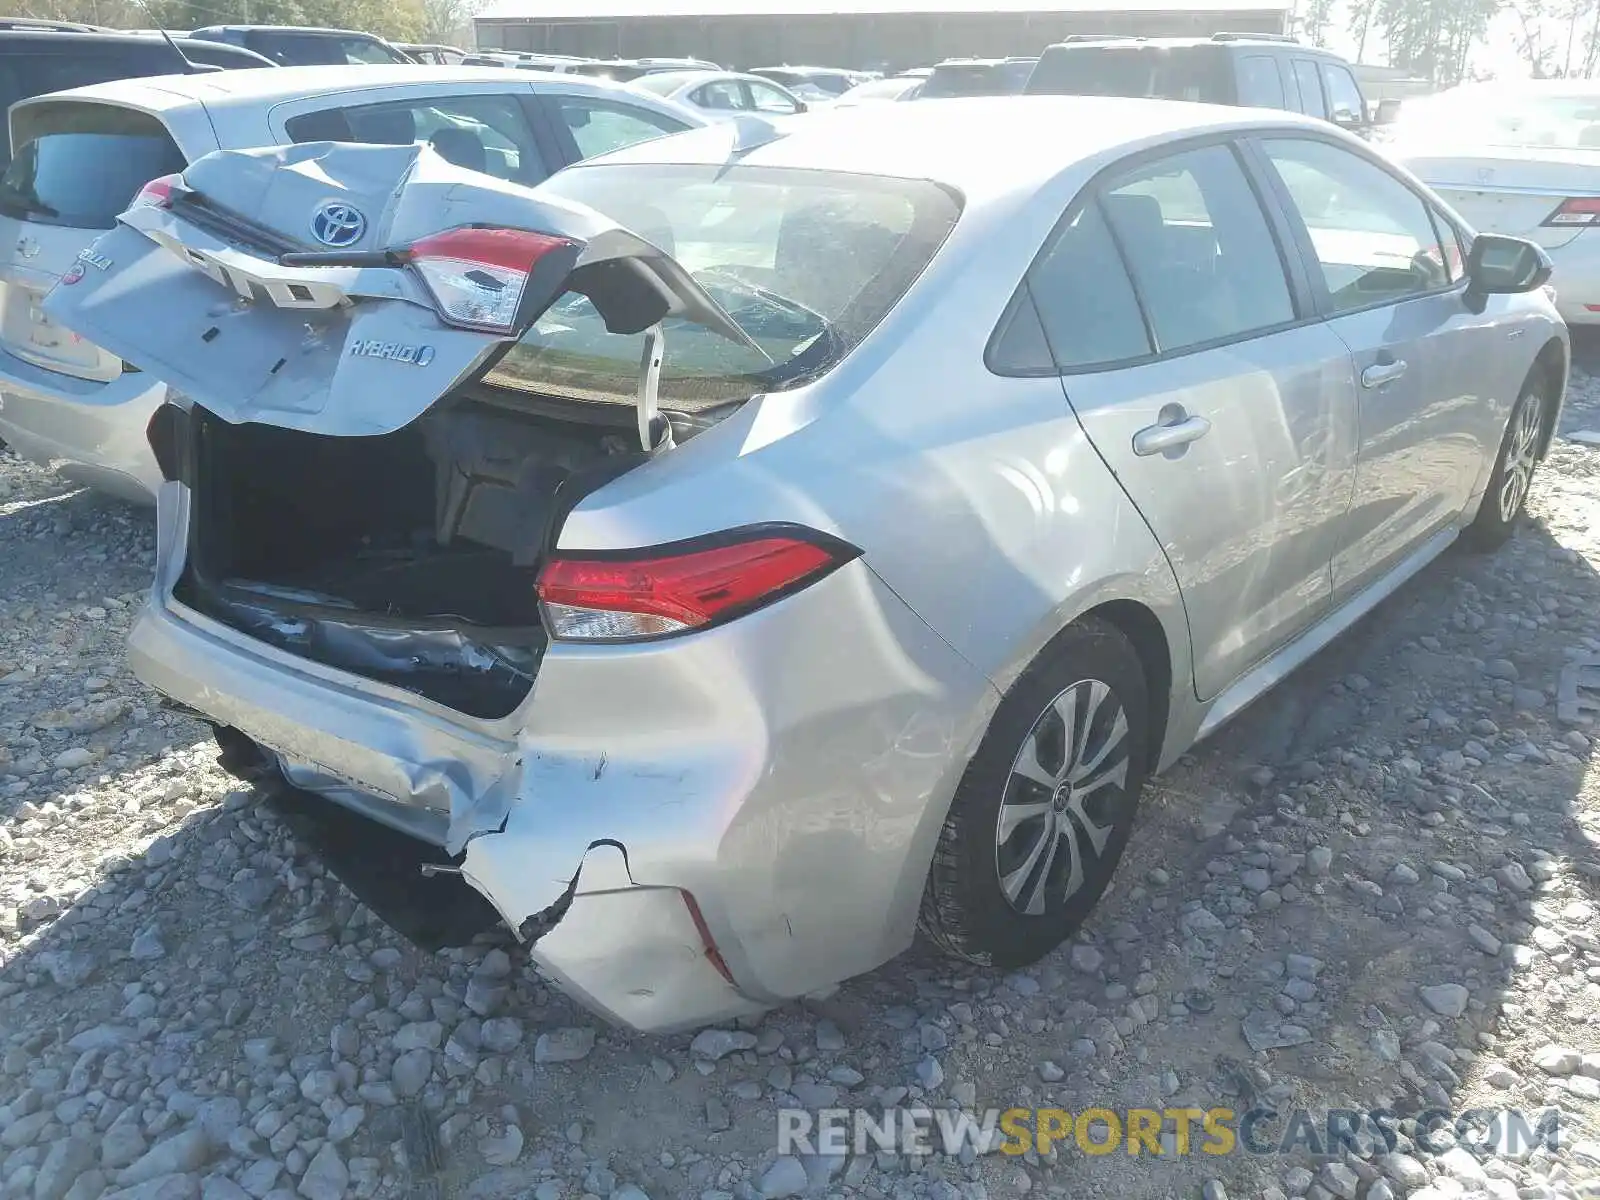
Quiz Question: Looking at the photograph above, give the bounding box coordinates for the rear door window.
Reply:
[1237,54,1285,108]
[1101,143,1295,352]
[340,38,407,64]
[285,94,549,186]
[745,80,801,113]
[1291,59,1327,119]
[691,80,746,110]
[247,32,406,66]
[0,101,184,229]
[548,95,691,159]
[1018,201,1152,370]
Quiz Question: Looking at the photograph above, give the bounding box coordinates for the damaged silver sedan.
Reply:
[46,99,1566,1031]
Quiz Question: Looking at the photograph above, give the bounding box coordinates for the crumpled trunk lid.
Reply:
[42,139,759,437]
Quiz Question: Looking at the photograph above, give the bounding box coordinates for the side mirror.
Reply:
[1466,233,1553,295]
[1330,106,1366,131]
[793,99,809,113]
[1375,98,1401,125]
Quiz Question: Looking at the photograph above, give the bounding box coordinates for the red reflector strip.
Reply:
[1584,304,1600,312]
[678,890,737,986]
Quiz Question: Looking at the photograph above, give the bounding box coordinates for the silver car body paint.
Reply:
[46,98,1568,1032]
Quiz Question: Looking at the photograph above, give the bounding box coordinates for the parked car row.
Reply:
[0,61,708,499]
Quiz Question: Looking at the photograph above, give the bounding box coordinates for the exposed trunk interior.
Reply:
[175,396,651,719]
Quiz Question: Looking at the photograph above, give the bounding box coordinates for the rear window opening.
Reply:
[920,60,1036,99]
[0,102,184,228]
[487,162,963,412]
[1027,45,1232,104]
[176,402,651,720]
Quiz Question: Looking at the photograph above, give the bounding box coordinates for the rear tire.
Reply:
[1464,375,1548,553]
[919,618,1150,970]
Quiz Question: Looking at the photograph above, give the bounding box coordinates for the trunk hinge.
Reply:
[636,323,675,455]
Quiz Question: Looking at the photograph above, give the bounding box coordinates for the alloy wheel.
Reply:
[994,678,1132,916]
[1498,392,1543,524]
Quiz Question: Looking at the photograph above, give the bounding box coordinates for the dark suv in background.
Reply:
[918,56,1039,99]
[186,25,412,66]
[1025,33,1369,131]
[0,30,272,168]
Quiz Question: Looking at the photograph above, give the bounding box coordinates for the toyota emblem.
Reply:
[310,200,366,248]
[16,237,38,259]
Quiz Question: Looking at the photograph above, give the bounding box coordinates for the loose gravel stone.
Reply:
[690,1030,757,1061]
[758,1156,808,1198]
[532,1026,591,1063]
[6,397,1600,1200]
[1419,983,1470,1018]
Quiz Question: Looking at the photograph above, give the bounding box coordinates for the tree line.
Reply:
[0,0,480,46]
[1296,0,1600,86]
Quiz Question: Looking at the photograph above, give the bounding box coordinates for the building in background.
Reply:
[473,0,1292,71]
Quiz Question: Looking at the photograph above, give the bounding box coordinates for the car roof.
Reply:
[27,64,646,110]
[641,69,757,91]
[1043,35,1332,53]
[0,29,204,48]
[192,25,390,37]
[578,95,1334,199]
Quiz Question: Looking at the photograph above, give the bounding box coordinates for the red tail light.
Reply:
[130,173,181,212]
[1543,196,1600,227]
[402,227,577,334]
[536,526,860,642]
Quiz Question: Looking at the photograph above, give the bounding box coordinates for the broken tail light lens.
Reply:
[1543,197,1600,227]
[129,173,181,212]
[537,526,861,642]
[403,227,575,334]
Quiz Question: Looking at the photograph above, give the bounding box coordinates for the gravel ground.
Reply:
[4,354,1600,1200]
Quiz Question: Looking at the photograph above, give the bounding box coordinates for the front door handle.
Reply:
[1360,359,1408,389]
[1132,409,1212,457]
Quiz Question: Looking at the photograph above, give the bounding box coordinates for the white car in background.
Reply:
[1384,79,1600,325]
[0,65,704,502]
[632,69,812,119]
[832,71,930,107]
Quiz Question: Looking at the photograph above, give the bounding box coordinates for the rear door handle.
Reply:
[1132,412,1212,457]
[1360,359,1408,388]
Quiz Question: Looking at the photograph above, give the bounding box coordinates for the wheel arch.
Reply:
[1530,336,1567,459]
[1073,599,1173,777]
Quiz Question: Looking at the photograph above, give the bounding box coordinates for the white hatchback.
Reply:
[0,65,704,501]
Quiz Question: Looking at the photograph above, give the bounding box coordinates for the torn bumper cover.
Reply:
[127,493,995,1034]
[137,622,772,1032]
